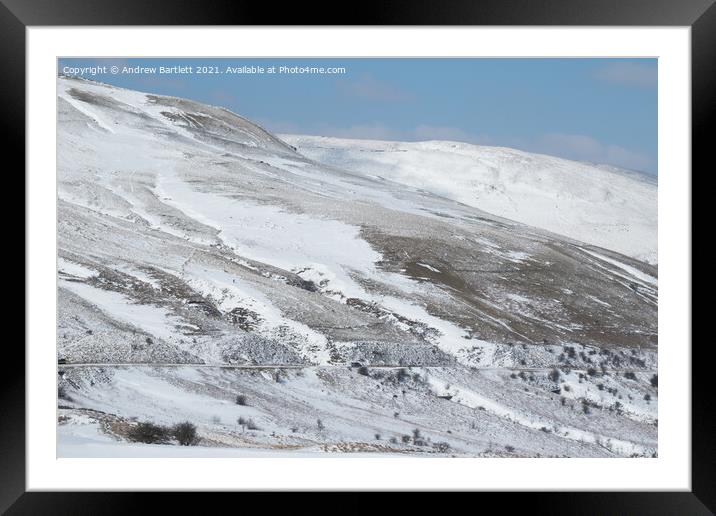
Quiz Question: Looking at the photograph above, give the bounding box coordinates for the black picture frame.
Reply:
[6,0,710,512]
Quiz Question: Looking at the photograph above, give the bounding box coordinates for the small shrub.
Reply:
[247,418,260,431]
[389,436,398,444]
[587,367,597,377]
[128,422,171,444]
[173,421,198,446]
[357,366,370,376]
[235,394,248,406]
[624,372,637,381]
[433,441,450,453]
[650,374,658,388]
[395,368,410,382]
[58,385,73,402]
[505,445,515,453]
[375,433,381,440]
[548,368,561,383]
[581,400,591,415]
[644,393,652,401]
[401,435,411,444]
[317,418,325,431]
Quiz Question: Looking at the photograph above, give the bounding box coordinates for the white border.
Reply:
[27,27,691,491]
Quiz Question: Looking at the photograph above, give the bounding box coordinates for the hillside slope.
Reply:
[281,135,658,264]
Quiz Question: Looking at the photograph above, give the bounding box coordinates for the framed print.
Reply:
[7,0,711,511]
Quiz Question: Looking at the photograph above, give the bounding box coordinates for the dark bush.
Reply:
[173,421,198,446]
[58,385,73,402]
[128,422,171,444]
[548,368,561,383]
[624,372,637,381]
[395,368,410,382]
[650,374,658,388]
[357,366,370,377]
[235,394,248,406]
[581,400,591,415]
[433,441,450,453]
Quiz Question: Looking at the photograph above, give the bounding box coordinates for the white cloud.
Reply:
[336,74,414,102]
[594,62,657,88]
[413,124,486,143]
[531,133,654,172]
[327,123,404,140]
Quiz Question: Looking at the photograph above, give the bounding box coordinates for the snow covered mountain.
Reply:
[56,77,658,458]
[281,136,658,264]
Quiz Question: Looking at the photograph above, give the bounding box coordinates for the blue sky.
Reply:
[59,58,658,175]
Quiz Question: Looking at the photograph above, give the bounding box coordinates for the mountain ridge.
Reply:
[281,134,658,264]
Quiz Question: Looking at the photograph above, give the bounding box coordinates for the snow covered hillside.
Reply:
[57,77,658,458]
[281,136,658,264]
